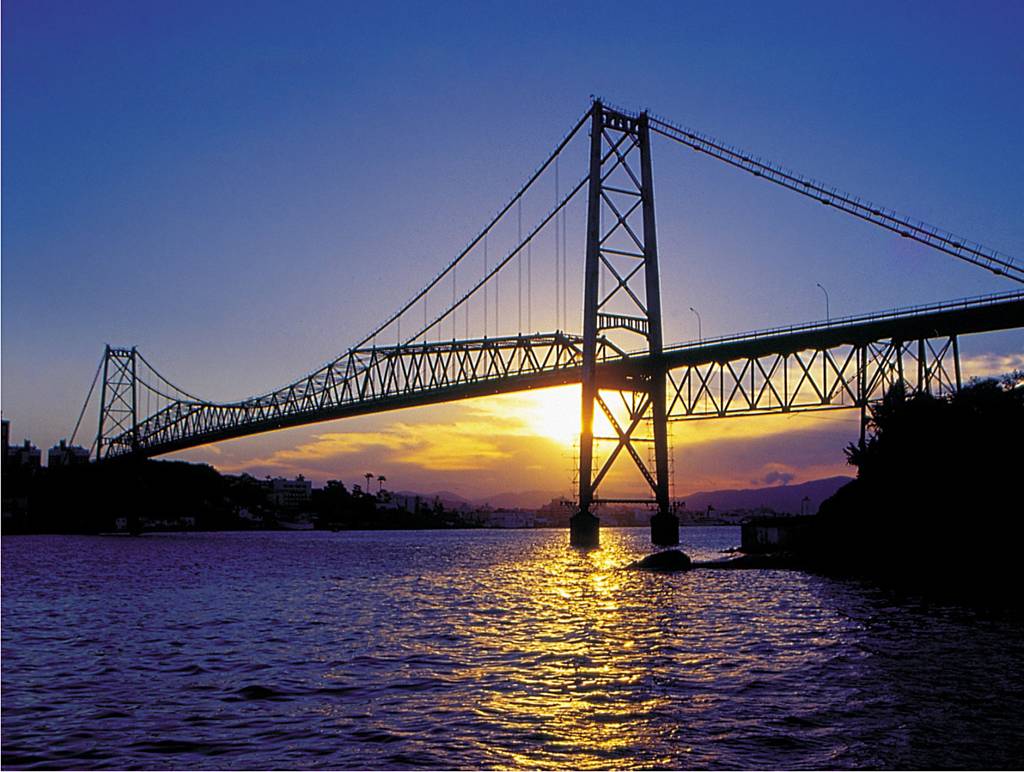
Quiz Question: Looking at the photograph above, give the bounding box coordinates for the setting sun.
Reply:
[516,385,582,447]
[511,385,618,448]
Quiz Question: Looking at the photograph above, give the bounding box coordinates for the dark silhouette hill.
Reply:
[806,372,1024,603]
[680,476,852,514]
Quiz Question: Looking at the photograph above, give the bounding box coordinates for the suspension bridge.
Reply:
[73,100,1024,547]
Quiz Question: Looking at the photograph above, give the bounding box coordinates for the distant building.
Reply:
[482,509,536,528]
[270,475,312,510]
[535,497,573,527]
[1,420,9,461]
[8,439,41,470]
[741,515,816,553]
[47,440,91,467]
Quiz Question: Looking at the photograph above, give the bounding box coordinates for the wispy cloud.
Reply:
[223,420,516,473]
[169,385,862,498]
[961,352,1024,379]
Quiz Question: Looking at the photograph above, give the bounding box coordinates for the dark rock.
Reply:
[627,549,692,572]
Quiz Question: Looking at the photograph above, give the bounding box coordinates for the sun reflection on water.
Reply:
[5,530,1023,769]
[444,530,695,768]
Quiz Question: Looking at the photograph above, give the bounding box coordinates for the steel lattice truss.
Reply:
[658,291,1024,421]
[666,337,960,421]
[99,291,1024,460]
[576,104,672,524]
[97,348,138,457]
[101,333,630,459]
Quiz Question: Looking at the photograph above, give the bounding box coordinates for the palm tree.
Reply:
[364,472,373,495]
[377,475,387,493]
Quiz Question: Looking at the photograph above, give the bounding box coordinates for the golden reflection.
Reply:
[452,530,680,769]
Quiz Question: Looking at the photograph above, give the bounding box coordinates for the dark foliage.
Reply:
[2,459,235,534]
[2,460,478,534]
[810,372,1024,601]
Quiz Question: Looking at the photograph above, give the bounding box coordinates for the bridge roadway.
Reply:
[114,290,1023,458]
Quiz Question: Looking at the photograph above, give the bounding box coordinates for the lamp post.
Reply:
[689,306,702,341]
[816,283,830,322]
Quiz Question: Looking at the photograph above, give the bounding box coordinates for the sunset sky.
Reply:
[3,1,1022,502]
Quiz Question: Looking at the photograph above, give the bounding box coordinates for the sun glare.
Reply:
[514,385,616,448]
[519,386,581,447]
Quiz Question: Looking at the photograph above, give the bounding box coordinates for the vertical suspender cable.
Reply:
[557,154,565,329]
[599,193,604,301]
[495,232,499,335]
[562,201,568,329]
[484,235,488,337]
[518,199,523,332]
[528,238,532,332]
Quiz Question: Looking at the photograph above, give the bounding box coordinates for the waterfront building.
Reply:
[270,475,313,509]
[484,509,537,528]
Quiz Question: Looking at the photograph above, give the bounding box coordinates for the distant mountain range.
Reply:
[394,476,853,514]
[678,476,853,514]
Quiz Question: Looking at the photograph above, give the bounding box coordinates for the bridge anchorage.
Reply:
[81,100,1023,548]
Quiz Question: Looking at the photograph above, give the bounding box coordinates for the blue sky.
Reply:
[3,1,1022,497]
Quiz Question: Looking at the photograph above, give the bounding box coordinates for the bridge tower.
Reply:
[573,101,677,547]
[96,345,139,461]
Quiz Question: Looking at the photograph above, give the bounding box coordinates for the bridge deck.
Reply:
[112,291,1023,457]
[659,290,1024,367]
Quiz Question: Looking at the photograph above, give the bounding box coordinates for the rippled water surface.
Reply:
[3,528,1024,769]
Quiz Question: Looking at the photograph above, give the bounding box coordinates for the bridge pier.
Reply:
[650,510,679,546]
[569,510,600,548]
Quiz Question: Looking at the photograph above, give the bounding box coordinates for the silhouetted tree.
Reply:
[813,374,1024,600]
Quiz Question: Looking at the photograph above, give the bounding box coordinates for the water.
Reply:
[3,528,1023,769]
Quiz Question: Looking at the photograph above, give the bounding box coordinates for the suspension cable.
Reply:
[349,108,591,351]
[403,174,589,344]
[135,351,206,401]
[69,355,103,445]
[604,103,1023,283]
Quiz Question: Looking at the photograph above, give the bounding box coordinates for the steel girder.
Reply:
[665,336,961,421]
[98,291,1024,460]
[101,333,629,459]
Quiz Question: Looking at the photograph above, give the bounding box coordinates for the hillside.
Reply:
[678,476,852,514]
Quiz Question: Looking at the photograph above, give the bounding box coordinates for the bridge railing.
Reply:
[660,290,1024,353]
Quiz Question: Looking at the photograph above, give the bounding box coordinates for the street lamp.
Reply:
[689,306,702,341]
[816,283,830,322]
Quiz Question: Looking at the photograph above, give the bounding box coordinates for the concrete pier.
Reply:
[570,510,600,548]
[650,511,680,546]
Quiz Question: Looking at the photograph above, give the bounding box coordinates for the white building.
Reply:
[270,476,312,509]
[484,509,536,528]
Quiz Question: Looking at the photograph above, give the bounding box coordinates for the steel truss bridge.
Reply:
[79,101,1024,546]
